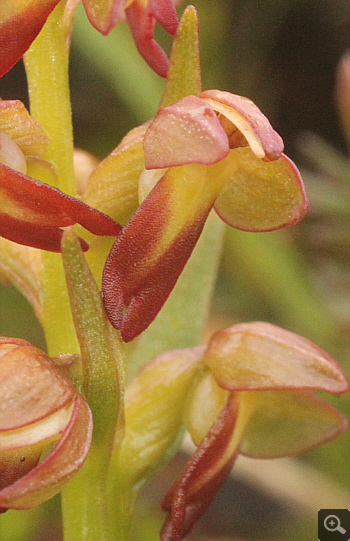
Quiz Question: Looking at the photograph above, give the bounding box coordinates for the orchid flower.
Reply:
[0,0,180,79]
[0,337,93,512]
[96,7,308,342]
[112,321,347,541]
[0,99,121,251]
[159,322,348,541]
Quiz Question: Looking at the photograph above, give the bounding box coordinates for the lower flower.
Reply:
[0,337,92,512]
[158,322,348,541]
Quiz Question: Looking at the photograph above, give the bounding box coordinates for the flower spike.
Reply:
[0,164,121,251]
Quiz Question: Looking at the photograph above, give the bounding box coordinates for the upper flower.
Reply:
[98,85,307,341]
[0,0,180,79]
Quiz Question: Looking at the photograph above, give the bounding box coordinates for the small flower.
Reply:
[89,6,309,342]
[77,0,181,76]
[0,99,121,251]
[159,322,348,541]
[0,337,93,512]
[101,90,308,341]
[0,0,180,78]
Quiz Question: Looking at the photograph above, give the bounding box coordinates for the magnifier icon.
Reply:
[324,515,346,534]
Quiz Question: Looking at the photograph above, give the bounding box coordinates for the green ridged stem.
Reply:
[24,1,79,356]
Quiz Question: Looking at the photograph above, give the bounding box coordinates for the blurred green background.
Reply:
[0,1,349,540]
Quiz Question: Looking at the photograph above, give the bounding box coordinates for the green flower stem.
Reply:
[24,0,75,196]
[61,228,126,541]
[24,0,79,356]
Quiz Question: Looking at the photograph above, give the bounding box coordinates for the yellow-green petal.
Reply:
[83,127,146,226]
[213,148,308,232]
[240,390,347,458]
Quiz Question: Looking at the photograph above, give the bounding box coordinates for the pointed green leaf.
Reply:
[61,228,125,447]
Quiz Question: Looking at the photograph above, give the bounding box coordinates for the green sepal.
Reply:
[160,6,202,108]
[240,390,347,458]
[113,347,204,490]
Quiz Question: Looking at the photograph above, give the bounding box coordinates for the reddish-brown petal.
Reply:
[148,0,179,35]
[0,164,121,250]
[0,1,60,78]
[0,212,88,252]
[126,0,178,78]
[144,96,229,169]
[102,164,218,341]
[161,395,240,541]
